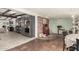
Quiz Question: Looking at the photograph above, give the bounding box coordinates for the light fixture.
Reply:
[72,15,75,18]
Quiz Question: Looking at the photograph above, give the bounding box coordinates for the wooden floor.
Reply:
[7,35,64,51]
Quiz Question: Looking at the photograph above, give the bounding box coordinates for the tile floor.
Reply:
[0,32,35,51]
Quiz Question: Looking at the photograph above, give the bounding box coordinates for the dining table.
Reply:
[65,34,79,48]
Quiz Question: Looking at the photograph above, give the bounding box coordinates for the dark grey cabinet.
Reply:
[15,14,35,37]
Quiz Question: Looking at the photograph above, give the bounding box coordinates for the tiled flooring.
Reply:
[0,32,35,51]
[8,35,64,51]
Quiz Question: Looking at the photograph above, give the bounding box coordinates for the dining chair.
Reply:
[57,25,62,35]
[76,39,79,51]
[69,30,73,34]
[68,46,76,51]
[62,31,68,51]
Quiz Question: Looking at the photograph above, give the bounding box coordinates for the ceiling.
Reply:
[0,8,26,19]
[1,8,79,19]
[24,8,79,18]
